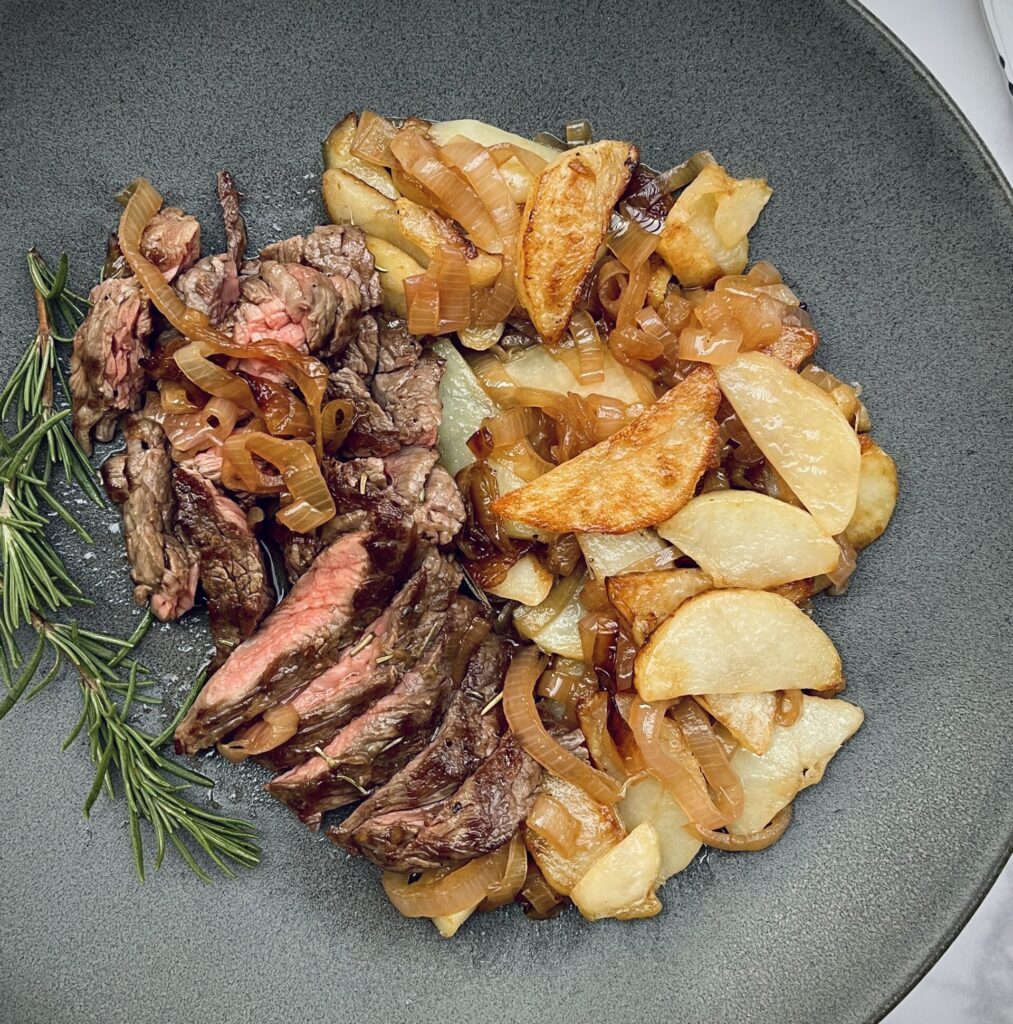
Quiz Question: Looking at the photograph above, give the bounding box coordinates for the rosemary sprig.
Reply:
[0,250,261,883]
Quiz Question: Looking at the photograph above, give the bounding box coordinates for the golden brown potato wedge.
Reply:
[525,774,625,895]
[322,114,398,199]
[606,568,712,646]
[516,140,638,343]
[570,822,662,921]
[363,236,423,317]
[492,368,720,533]
[657,164,772,287]
[394,198,502,287]
[696,692,778,756]
[760,324,818,370]
[844,435,899,550]
[635,589,843,701]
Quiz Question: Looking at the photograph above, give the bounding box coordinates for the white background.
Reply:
[863,2,1011,1022]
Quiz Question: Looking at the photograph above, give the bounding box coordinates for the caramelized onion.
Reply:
[687,804,793,852]
[493,440,554,482]
[607,216,657,270]
[221,431,335,531]
[616,260,651,332]
[671,699,744,821]
[158,379,200,413]
[321,398,355,452]
[218,705,300,763]
[543,533,581,577]
[349,110,398,166]
[241,372,314,438]
[163,397,241,453]
[569,310,605,384]
[578,610,636,692]
[383,844,512,918]
[596,259,628,322]
[504,646,621,806]
[627,700,727,828]
[174,341,259,414]
[432,246,472,333]
[536,658,596,730]
[526,794,580,857]
[470,350,517,401]
[479,833,529,910]
[390,129,502,253]
[404,272,441,336]
[519,860,565,919]
[774,688,804,728]
[485,141,548,175]
[609,325,663,364]
[827,534,857,593]
[678,325,741,366]
[636,307,680,356]
[577,691,629,781]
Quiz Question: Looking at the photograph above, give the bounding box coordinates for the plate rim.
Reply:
[846,3,1013,1019]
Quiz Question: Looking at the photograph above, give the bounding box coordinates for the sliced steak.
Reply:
[139,207,200,282]
[102,411,197,622]
[70,278,153,453]
[384,447,464,546]
[333,732,541,871]
[232,260,338,353]
[260,224,380,356]
[172,466,272,665]
[330,635,509,859]
[216,170,247,264]
[327,368,400,457]
[370,349,444,448]
[247,549,461,768]
[175,254,240,325]
[173,525,415,754]
[266,598,483,828]
[334,313,420,377]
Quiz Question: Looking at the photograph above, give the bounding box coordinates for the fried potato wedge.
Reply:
[492,368,720,533]
[696,692,778,756]
[526,774,625,895]
[844,435,898,551]
[363,236,423,317]
[570,822,662,921]
[657,490,840,589]
[657,164,772,287]
[484,553,553,606]
[394,198,502,287]
[517,140,638,343]
[760,324,818,370]
[715,352,861,535]
[729,696,864,834]
[322,114,398,199]
[617,775,702,882]
[607,568,712,646]
[635,589,843,701]
[513,571,586,659]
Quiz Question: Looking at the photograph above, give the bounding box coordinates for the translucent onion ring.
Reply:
[479,832,529,910]
[503,645,621,806]
[525,794,580,857]
[671,698,744,822]
[686,804,793,852]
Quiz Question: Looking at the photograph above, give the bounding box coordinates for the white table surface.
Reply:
[861,2,1012,1022]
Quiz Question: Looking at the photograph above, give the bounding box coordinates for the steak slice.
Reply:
[139,207,200,282]
[329,635,509,860]
[173,525,415,754]
[260,224,380,356]
[332,732,541,872]
[216,170,247,264]
[327,369,400,457]
[102,411,198,622]
[266,598,483,828]
[370,349,444,448]
[171,466,272,665]
[384,447,464,546]
[70,277,153,453]
[334,313,420,377]
[175,254,240,325]
[250,549,461,769]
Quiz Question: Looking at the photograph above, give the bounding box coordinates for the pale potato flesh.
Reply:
[844,436,898,551]
[715,351,862,535]
[525,774,625,895]
[363,236,423,318]
[517,140,638,343]
[484,553,553,606]
[606,568,713,646]
[577,530,673,581]
[570,822,662,922]
[729,696,864,834]
[696,691,778,756]
[513,572,586,660]
[657,164,772,287]
[657,490,840,589]
[433,338,497,477]
[617,775,702,882]
[635,589,843,701]
[492,368,721,533]
[322,115,399,199]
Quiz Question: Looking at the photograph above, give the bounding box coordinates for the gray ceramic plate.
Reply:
[1,1,1011,1022]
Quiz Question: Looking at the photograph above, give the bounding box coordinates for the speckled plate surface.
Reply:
[1,2,1010,1022]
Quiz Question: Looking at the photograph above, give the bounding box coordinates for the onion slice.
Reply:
[350,110,398,166]
[526,794,580,857]
[382,843,511,918]
[686,804,793,852]
[569,310,605,384]
[503,646,621,806]
[671,698,744,822]
[479,833,529,910]
[217,705,300,763]
[607,216,658,270]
